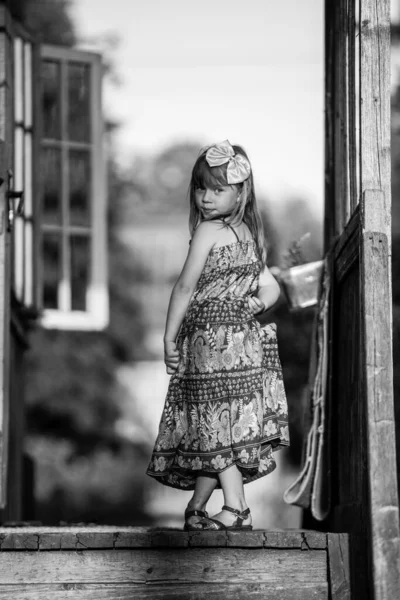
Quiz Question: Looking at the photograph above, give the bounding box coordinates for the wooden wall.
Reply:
[0,307,29,523]
[330,219,371,600]
[0,4,32,523]
[318,1,400,599]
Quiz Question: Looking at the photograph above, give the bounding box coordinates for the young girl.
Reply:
[146,140,289,530]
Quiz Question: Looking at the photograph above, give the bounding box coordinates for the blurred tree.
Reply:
[14,0,153,524]
[273,197,323,266]
[25,157,149,443]
[127,142,201,218]
[107,159,150,363]
[13,0,77,46]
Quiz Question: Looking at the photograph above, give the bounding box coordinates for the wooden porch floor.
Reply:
[0,526,350,599]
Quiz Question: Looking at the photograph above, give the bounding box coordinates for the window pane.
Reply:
[42,233,61,309]
[41,148,62,224]
[69,149,91,226]
[24,132,33,217]
[41,60,61,139]
[24,42,33,128]
[14,125,24,191]
[14,217,24,301]
[25,221,33,306]
[70,235,90,311]
[68,63,90,142]
[14,38,23,123]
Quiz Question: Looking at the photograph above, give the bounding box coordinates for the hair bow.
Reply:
[205,140,251,184]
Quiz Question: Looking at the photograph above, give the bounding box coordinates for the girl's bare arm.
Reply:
[252,266,281,313]
[164,221,218,344]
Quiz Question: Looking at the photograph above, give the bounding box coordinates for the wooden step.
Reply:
[0,527,350,600]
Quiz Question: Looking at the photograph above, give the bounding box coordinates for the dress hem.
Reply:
[146,441,290,491]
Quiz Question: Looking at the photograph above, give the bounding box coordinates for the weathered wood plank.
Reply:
[151,530,190,548]
[347,0,358,211]
[114,530,153,549]
[0,549,327,584]
[0,527,328,550]
[333,204,359,260]
[327,533,350,600]
[187,531,226,548]
[333,0,349,235]
[324,0,335,249]
[359,10,400,600]
[0,582,329,600]
[360,2,391,237]
[332,503,364,534]
[264,531,327,549]
[227,530,264,547]
[331,264,367,528]
[334,212,359,283]
[360,231,400,598]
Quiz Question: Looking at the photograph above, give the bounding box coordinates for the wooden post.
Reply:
[324,0,335,250]
[325,0,357,248]
[334,0,350,235]
[359,1,400,599]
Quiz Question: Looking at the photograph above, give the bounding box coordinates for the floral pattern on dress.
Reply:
[146,239,290,490]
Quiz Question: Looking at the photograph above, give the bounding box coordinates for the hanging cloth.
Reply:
[283,254,332,521]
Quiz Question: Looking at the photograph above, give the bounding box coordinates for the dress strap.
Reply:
[190,217,241,244]
[222,219,240,242]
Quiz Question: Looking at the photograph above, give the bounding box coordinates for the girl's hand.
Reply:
[164,340,180,374]
[248,295,266,315]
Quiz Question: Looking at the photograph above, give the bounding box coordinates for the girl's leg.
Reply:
[186,474,218,528]
[208,464,252,527]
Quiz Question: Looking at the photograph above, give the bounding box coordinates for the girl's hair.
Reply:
[188,144,267,267]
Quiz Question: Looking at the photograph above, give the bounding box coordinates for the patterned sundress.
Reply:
[146,230,289,490]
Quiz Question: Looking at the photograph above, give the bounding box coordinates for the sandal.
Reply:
[184,508,209,531]
[199,505,253,531]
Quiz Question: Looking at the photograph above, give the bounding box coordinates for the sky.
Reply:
[70,0,324,215]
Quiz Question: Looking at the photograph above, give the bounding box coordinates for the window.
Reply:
[13,34,34,308]
[39,46,108,330]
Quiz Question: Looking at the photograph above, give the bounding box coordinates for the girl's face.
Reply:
[195,184,239,220]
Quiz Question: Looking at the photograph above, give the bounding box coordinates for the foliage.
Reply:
[14,0,153,523]
[282,233,312,268]
[25,158,144,447]
[14,0,77,46]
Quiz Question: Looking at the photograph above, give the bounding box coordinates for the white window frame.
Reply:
[39,45,108,331]
[12,25,36,310]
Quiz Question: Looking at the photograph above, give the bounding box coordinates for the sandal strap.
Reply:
[221,505,242,517]
[185,509,208,519]
[222,505,250,521]
[200,517,226,531]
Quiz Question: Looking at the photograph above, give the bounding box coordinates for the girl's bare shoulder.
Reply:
[191,220,225,246]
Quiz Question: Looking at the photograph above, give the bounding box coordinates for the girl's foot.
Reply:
[200,505,252,530]
[184,503,209,530]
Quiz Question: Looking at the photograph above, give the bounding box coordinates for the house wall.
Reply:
[0,311,29,523]
[0,3,31,522]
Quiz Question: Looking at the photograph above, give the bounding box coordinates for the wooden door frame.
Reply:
[359,1,399,595]
[325,1,400,598]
